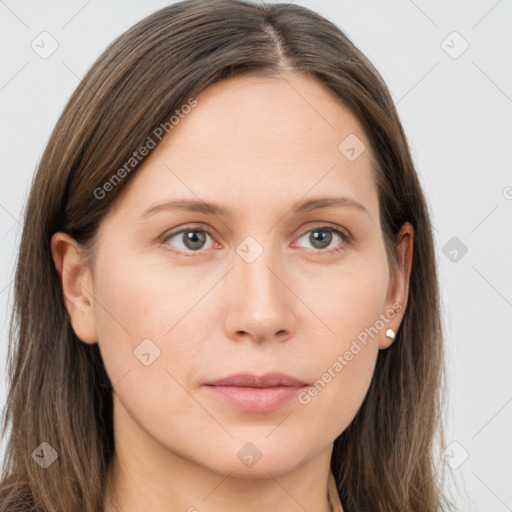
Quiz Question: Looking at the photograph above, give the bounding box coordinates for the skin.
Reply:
[51,71,413,512]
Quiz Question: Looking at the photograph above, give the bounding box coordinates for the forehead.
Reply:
[167,72,369,165]
[107,71,378,221]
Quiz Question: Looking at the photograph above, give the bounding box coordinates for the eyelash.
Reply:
[161,223,351,257]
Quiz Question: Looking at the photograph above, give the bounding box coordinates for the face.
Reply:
[53,71,411,480]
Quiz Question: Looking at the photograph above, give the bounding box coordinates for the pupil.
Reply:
[311,230,331,249]
[184,230,206,250]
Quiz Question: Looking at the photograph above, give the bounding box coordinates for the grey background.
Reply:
[1,1,511,510]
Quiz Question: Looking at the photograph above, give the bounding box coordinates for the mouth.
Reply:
[203,372,308,412]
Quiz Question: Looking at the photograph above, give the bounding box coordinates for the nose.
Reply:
[223,240,297,344]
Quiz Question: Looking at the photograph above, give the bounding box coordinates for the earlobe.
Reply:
[379,222,414,350]
[50,232,98,344]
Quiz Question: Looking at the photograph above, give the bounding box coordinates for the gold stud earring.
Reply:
[385,328,395,340]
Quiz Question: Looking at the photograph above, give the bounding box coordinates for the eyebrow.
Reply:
[141,196,370,218]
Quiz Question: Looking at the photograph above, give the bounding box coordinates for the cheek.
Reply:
[90,251,212,442]
[293,245,389,432]
[297,345,377,437]
[299,241,390,345]
[90,244,228,398]
[90,243,201,379]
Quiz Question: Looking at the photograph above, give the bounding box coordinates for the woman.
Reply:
[0,1,453,510]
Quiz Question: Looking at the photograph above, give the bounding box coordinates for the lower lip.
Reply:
[203,385,306,412]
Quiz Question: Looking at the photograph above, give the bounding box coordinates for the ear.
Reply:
[379,222,414,350]
[50,232,98,344]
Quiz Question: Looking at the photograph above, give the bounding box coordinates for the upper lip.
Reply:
[204,372,307,388]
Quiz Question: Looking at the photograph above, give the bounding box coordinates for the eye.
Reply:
[294,225,350,254]
[161,223,351,257]
[162,225,216,256]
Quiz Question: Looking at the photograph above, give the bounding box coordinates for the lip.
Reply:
[204,371,307,388]
[203,372,308,413]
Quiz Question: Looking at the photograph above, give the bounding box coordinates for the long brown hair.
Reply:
[0,1,453,510]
